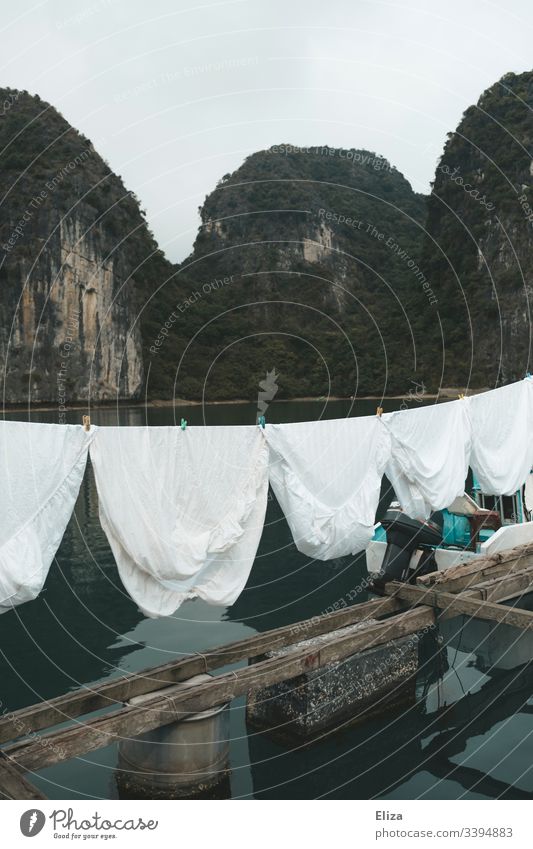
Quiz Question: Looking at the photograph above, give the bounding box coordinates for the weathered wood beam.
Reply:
[430,568,533,619]
[0,595,401,746]
[0,752,47,800]
[417,559,530,594]
[4,606,434,773]
[426,567,533,612]
[417,544,533,592]
[466,567,533,602]
[386,582,533,629]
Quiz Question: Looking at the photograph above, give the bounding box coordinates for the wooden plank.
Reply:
[0,595,401,745]
[467,567,533,602]
[389,569,533,619]
[0,752,47,800]
[386,582,533,629]
[4,606,434,773]
[417,558,531,594]
[419,544,533,583]
[417,545,533,592]
[416,568,533,621]
[433,567,533,607]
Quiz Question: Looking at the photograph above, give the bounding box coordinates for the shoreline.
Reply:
[0,387,486,414]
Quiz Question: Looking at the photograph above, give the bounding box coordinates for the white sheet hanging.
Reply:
[90,426,269,618]
[467,379,533,495]
[0,422,94,613]
[266,417,391,560]
[382,400,471,520]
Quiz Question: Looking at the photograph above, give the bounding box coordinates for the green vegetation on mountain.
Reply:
[149,145,430,401]
[420,71,533,388]
[2,70,533,405]
[0,87,174,401]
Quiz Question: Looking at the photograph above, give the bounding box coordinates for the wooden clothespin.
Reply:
[82,415,91,432]
[458,393,465,400]
[180,418,187,430]
[376,407,383,417]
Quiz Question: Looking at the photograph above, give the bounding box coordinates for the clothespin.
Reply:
[180,418,187,430]
[526,372,532,380]
[258,415,266,429]
[458,393,465,400]
[376,407,383,417]
[82,415,91,432]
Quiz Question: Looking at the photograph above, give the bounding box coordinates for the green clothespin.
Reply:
[181,418,187,430]
[258,415,266,429]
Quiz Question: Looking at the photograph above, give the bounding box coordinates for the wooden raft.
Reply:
[383,541,533,628]
[0,595,430,800]
[3,541,533,800]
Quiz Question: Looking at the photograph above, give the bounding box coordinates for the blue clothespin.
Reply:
[258,415,266,429]
[181,418,187,430]
[526,372,532,380]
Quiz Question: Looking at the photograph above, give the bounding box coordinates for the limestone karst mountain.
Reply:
[156,144,429,401]
[2,71,532,405]
[419,70,533,388]
[0,88,173,404]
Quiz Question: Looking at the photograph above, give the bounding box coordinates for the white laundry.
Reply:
[90,426,269,618]
[382,400,471,520]
[266,417,391,560]
[0,422,94,613]
[467,379,533,495]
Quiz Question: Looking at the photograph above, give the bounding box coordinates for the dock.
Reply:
[2,541,533,800]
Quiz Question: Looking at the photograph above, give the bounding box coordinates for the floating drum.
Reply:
[246,622,420,744]
[116,674,231,799]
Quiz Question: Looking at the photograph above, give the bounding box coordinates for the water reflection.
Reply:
[0,463,144,710]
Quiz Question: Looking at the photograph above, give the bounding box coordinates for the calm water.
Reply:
[2,399,533,800]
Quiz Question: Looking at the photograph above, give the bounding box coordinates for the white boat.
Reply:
[366,476,533,583]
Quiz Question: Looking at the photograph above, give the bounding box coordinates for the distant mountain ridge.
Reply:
[1,72,533,405]
[420,70,533,387]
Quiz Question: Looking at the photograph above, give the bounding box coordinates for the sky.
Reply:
[1,0,532,262]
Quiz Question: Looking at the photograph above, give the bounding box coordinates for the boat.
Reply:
[366,475,533,585]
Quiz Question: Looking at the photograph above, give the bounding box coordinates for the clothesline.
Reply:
[1,378,532,618]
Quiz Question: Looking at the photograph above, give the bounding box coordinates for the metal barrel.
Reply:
[116,674,231,798]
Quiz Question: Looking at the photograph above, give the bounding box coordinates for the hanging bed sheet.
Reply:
[467,378,533,496]
[90,425,269,617]
[382,399,472,520]
[266,416,392,560]
[0,422,94,613]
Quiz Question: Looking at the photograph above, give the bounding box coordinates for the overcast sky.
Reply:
[2,0,532,262]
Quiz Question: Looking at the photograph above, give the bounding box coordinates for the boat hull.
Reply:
[365,520,533,576]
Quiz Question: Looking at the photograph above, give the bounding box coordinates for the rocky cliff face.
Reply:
[0,88,171,404]
[164,145,429,400]
[420,71,533,388]
[6,76,530,405]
